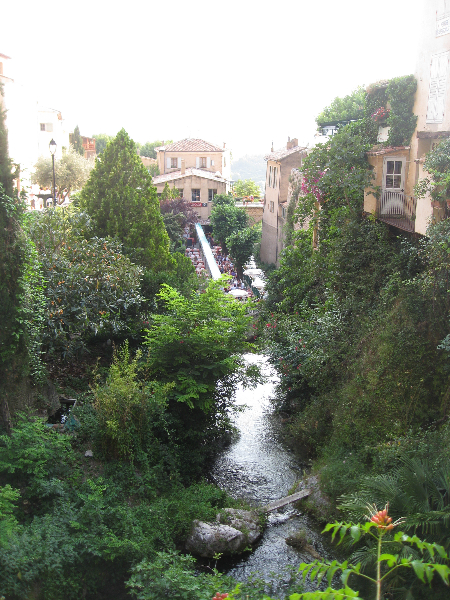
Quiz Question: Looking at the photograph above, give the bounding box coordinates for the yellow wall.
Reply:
[157,149,225,176]
[153,175,227,221]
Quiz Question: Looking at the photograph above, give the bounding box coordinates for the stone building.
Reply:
[151,164,228,224]
[260,137,307,265]
[152,138,231,223]
[364,0,450,235]
[155,138,231,181]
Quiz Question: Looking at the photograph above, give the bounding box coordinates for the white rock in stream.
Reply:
[185,509,262,557]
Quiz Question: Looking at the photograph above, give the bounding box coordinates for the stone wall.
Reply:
[236,203,264,225]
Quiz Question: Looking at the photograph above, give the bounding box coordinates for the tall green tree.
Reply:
[210,203,248,253]
[80,128,174,271]
[227,226,260,279]
[232,179,261,198]
[71,125,84,156]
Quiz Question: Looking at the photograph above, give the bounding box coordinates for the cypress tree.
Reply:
[81,129,174,271]
[71,124,84,155]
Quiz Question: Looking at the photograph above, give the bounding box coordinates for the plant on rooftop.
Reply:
[316,86,366,127]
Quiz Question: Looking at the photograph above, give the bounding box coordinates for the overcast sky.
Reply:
[2,0,425,158]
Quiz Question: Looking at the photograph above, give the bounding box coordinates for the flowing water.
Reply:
[209,354,336,595]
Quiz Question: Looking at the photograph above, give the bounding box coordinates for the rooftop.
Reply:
[264,145,307,161]
[366,146,410,157]
[152,167,228,184]
[156,138,224,153]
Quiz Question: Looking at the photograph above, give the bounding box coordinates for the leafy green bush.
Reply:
[92,341,172,460]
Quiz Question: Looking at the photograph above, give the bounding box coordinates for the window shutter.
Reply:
[211,160,214,166]
[427,51,450,124]
[167,157,171,169]
[196,157,200,168]
[207,157,211,168]
[178,157,181,168]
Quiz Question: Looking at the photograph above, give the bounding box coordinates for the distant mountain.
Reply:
[231,154,266,191]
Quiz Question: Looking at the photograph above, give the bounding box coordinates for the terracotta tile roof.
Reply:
[152,167,228,185]
[264,145,307,161]
[156,139,224,153]
[366,146,410,156]
[0,53,11,60]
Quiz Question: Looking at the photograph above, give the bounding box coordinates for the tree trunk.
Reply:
[0,395,12,436]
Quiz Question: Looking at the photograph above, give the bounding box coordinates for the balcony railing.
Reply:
[378,190,417,233]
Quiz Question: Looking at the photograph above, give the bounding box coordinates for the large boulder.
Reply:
[185,508,262,557]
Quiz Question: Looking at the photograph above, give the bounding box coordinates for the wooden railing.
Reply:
[378,190,417,233]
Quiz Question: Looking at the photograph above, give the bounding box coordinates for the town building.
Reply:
[363,0,450,235]
[38,106,70,160]
[260,137,307,265]
[155,138,231,180]
[151,163,228,224]
[68,132,96,159]
[152,138,231,223]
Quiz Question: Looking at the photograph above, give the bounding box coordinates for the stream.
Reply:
[209,353,336,595]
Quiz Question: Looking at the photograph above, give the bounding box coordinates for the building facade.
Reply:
[156,138,231,181]
[260,137,307,265]
[152,138,231,223]
[364,0,450,235]
[151,165,228,224]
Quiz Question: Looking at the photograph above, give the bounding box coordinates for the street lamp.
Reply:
[49,139,57,207]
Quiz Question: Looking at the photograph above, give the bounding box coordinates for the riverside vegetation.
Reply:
[0,123,267,599]
[1,77,450,600]
[258,80,450,598]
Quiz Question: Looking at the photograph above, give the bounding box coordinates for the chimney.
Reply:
[292,138,298,147]
[271,141,274,152]
[181,159,186,175]
[286,137,293,150]
[223,142,226,148]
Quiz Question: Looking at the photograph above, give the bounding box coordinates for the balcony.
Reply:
[378,190,417,233]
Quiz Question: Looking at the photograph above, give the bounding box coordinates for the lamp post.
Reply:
[49,139,57,207]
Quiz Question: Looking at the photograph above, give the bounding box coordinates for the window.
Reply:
[208,189,217,202]
[269,201,274,212]
[40,123,53,132]
[273,167,277,188]
[171,157,178,168]
[268,166,273,187]
[282,206,287,218]
[177,188,184,198]
[384,159,403,189]
[200,157,207,168]
[192,189,200,202]
[40,123,46,131]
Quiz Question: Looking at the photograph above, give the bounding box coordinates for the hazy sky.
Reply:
[2,0,425,158]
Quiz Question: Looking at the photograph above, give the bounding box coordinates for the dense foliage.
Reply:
[210,200,249,253]
[260,80,450,567]
[0,86,29,421]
